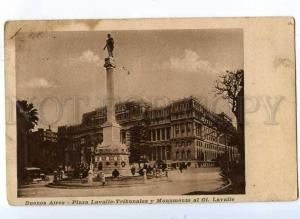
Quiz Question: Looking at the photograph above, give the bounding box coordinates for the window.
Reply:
[162,147,166,160]
[187,150,191,160]
[166,146,171,160]
[181,151,186,160]
[181,124,185,133]
[187,123,191,133]
[121,132,126,144]
[166,127,170,139]
[152,130,156,141]
[153,147,157,160]
[157,129,160,140]
[175,125,179,136]
[98,162,103,170]
[162,128,165,140]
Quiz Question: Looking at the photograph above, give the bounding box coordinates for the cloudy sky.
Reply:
[16,29,243,129]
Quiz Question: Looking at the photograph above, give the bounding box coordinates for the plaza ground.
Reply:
[18,167,226,197]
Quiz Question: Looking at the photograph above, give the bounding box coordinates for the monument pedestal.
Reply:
[94,122,131,176]
[94,57,131,176]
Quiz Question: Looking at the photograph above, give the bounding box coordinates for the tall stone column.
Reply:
[94,57,130,176]
[105,58,116,124]
[101,57,121,147]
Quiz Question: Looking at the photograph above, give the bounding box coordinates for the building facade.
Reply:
[58,97,239,170]
[28,126,60,173]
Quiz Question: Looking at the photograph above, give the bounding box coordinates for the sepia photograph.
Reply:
[5,18,297,205]
[13,28,245,197]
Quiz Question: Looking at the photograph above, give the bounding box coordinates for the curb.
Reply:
[46,178,172,189]
[215,173,232,192]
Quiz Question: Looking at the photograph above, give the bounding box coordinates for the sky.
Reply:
[15,29,243,129]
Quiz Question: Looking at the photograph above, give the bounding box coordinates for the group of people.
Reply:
[178,162,188,173]
[97,171,106,186]
[130,164,169,178]
[53,169,66,183]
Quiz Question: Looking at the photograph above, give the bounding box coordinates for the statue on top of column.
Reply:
[103,33,114,57]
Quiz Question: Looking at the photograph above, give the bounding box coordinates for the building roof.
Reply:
[58,96,236,134]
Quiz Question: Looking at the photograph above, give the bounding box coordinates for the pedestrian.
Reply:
[101,172,106,186]
[60,169,65,180]
[79,172,83,182]
[131,166,136,176]
[143,168,147,183]
[112,169,120,178]
[53,170,58,184]
[179,164,183,173]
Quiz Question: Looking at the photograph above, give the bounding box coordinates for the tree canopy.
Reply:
[215,69,244,119]
[16,100,39,132]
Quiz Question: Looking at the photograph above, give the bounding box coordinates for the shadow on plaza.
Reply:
[17,167,246,197]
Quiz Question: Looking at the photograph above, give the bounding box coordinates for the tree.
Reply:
[215,69,244,159]
[215,70,245,193]
[128,120,150,167]
[215,69,244,119]
[16,100,39,183]
[87,134,100,165]
[127,105,151,167]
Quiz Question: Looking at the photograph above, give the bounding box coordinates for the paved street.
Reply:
[18,167,225,197]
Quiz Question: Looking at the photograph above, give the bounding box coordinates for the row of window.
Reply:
[116,109,143,121]
[150,108,170,118]
[196,148,219,161]
[151,127,171,141]
[196,140,221,151]
[175,141,192,147]
[150,118,171,126]
[149,146,171,160]
[174,122,192,137]
[195,123,202,137]
[171,112,193,120]
[175,150,191,160]
[193,100,213,115]
[203,126,218,142]
[171,102,191,112]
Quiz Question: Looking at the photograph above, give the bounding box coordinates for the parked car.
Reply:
[23,167,46,184]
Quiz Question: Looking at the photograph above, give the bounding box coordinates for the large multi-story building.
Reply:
[28,126,60,173]
[58,97,239,170]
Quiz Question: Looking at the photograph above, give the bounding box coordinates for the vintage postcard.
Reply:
[5,18,297,205]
